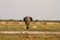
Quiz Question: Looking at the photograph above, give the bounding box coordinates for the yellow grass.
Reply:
[0,34,60,40]
[0,21,60,31]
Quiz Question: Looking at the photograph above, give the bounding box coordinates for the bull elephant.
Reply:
[23,16,33,29]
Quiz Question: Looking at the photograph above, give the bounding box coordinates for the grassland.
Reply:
[0,21,60,31]
[0,20,60,40]
[0,33,60,40]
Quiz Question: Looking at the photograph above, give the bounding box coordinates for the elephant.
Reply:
[23,16,33,29]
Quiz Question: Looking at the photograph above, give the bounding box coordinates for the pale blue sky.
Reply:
[0,0,60,20]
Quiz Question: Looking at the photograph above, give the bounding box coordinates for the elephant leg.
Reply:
[26,23,29,29]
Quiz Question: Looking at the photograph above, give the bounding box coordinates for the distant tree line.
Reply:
[0,19,60,22]
[33,20,60,22]
[0,19,23,22]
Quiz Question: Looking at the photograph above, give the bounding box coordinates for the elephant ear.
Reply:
[23,17,26,22]
[23,17,27,22]
[30,17,33,21]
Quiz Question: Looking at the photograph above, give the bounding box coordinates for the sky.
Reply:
[0,0,60,20]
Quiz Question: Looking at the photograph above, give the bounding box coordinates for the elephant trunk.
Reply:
[25,22,30,29]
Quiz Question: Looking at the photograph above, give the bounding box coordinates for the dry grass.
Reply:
[0,21,60,31]
[0,33,60,40]
[0,21,60,40]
